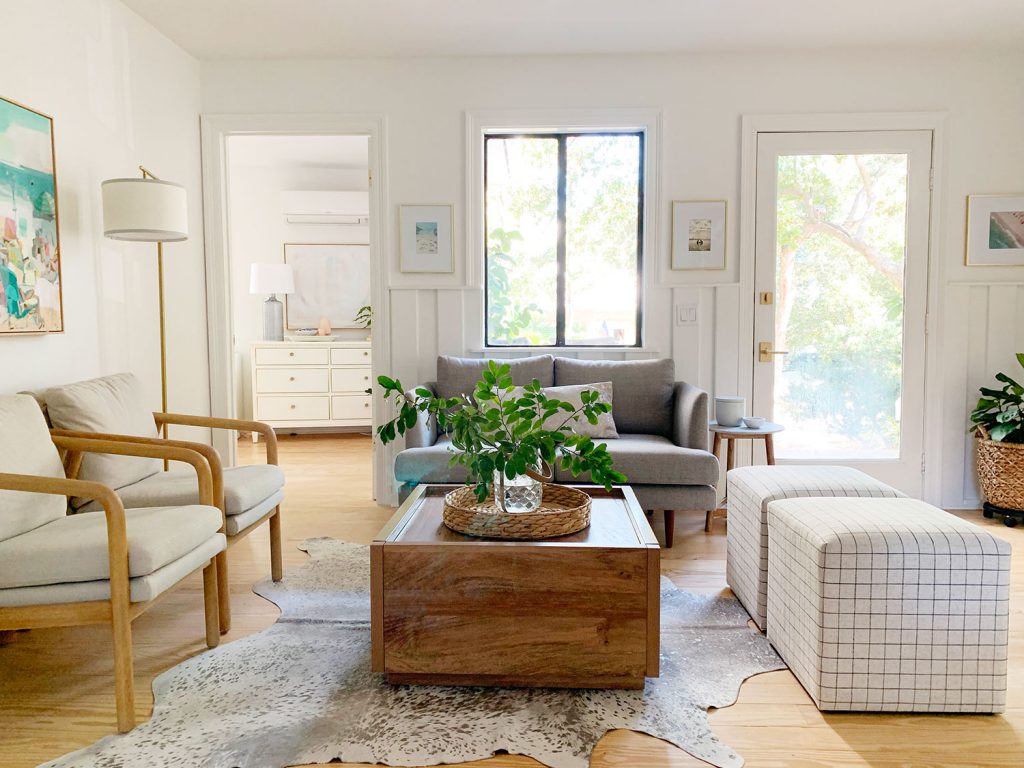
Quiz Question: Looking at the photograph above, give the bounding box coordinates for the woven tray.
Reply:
[976,427,1024,511]
[443,484,592,540]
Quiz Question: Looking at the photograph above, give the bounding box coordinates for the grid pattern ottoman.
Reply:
[767,497,1010,712]
[726,465,902,630]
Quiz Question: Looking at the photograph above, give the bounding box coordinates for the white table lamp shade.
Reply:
[250,263,295,295]
[102,178,189,242]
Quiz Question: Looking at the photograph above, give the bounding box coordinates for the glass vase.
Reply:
[492,469,543,513]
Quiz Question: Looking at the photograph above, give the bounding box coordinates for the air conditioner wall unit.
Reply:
[281,190,369,225]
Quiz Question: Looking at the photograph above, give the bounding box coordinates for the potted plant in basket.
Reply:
[374,361,626,535]
[969,353,1024,525]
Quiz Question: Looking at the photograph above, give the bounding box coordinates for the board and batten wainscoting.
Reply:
[251,341,372,439]
[942,282,1024,509]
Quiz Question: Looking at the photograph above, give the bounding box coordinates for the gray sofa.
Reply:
[395,355,719,546]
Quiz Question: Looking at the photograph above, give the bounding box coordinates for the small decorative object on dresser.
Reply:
[250,340,372,441]
[965,195,1024,266]
[249,263,294,342]
[0,96,63,334]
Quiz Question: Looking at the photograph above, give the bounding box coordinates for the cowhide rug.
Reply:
[42,538,784,768]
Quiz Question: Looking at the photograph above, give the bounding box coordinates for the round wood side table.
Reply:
[706,420,784,532]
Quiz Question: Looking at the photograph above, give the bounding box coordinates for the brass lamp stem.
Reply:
[140,165,170,458]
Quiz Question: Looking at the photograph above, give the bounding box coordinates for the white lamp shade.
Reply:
[102,178,189,242]
[250,263,295,294]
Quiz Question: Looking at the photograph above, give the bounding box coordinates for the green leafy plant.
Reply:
[970,353,1024,443]
[375,361,627,501]
[354,305,372,330]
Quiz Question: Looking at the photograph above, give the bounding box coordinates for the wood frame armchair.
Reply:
[50,411,283,635]
[0,436,222,733]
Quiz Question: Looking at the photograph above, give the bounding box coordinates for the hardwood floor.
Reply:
[1,433,1021,767]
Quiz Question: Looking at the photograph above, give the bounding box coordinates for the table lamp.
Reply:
[101,168,188,434]
[250,263,294,341]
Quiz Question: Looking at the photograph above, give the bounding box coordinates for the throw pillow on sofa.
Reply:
[538,382,618,439]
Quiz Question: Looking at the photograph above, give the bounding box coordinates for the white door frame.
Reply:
[739,112,947,503]
[200,113,390,502]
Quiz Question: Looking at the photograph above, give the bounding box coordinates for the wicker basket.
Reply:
[443,484,592,540]
[975,426,1024,512]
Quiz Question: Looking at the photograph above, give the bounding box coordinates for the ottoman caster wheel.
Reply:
[983,508,995,519]
[1003,516,1019,528]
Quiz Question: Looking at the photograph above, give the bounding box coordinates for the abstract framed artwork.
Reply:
[0,96,63,334]
[283,243,371,330]
[966,195,1024,266]
[399,204,454,273]
[671,200,726,271]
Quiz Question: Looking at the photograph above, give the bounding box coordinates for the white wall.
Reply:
[226,146,370,418]
[202,49,1024,505]
[0,0,207,437]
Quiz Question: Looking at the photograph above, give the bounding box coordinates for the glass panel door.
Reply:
[753,131,932,494]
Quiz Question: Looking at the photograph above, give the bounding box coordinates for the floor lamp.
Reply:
[101,167,189,441]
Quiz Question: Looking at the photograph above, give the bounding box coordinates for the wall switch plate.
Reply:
[675,304,698,326]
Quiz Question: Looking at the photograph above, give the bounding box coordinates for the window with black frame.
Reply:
[484,132,644,347]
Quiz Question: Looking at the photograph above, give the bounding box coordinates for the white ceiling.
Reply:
[227,134,369,169]
[122,0,1024,60]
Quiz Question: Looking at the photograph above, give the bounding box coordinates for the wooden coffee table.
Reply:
[371,484,660,689]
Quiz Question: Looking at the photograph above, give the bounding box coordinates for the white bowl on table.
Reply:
[742,416,766,430]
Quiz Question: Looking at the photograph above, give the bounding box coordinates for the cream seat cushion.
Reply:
[41,373,161,504]
[0,395,67,541]
[0,534,226,607]
[81,464,285,517]
[0,505,223,589]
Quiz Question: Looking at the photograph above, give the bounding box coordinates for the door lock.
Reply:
[758,341,789,363]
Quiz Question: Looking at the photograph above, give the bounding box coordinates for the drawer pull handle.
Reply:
[364,402,369,407]
[289,376,295,381]
[364,375,369,380]
[363,351,368,356]
[290,404,296,409]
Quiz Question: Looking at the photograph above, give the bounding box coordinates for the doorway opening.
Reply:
[221,133,374,491]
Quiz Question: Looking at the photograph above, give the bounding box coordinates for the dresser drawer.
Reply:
[332,395,372,420]
[255,347,329,366]
[332,367,372,393]
[257,396,330,421]
[257,368,329,393]
[331,348,371,366]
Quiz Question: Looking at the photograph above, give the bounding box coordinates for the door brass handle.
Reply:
[758,341,789,363]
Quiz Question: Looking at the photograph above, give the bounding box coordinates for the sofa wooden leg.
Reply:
[269,507,283,582]
[216,550,231,635]
[111,609,135,733]
[202,560,220,649]
[705,509,714,533]
[663,510,675,548]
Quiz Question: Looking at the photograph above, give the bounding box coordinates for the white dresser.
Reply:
[250,341,372,440]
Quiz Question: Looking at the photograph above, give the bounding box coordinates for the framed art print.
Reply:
[966,195,1024,266]
[399,204,454,273]
[0,95,63,334]
[284,243,370,329]
[671,200,726,271]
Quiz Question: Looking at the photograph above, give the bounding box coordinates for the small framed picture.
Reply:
[966,195,1024,266]
[671,200,726,271]
[399,204,454,273]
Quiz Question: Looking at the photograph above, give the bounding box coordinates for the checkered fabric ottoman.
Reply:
[767,497,1010,712]
[726,465,902,630]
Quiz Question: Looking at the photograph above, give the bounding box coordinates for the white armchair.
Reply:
[0,395,225,733]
